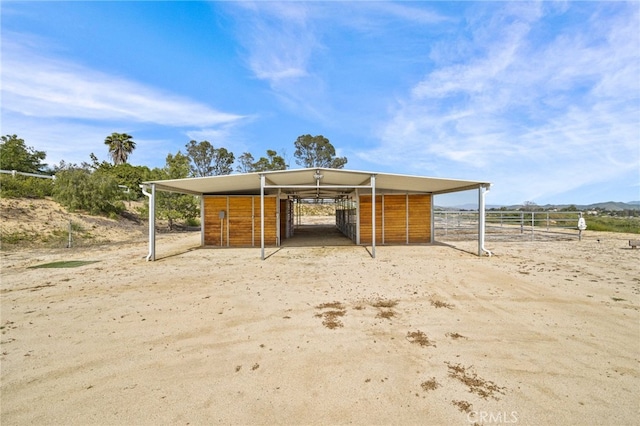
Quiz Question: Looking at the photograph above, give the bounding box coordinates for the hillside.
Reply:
[439,201,640,211]
[0,198,340,251]
[0,198,148,250]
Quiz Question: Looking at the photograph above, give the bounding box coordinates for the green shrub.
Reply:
[584,217,640,233]
[53,168,124,215]
[0,175,53,198]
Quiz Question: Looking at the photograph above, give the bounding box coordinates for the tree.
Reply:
[53,165,124,216]
[236,152,255,173]
[236,150,288,173]
[293,134,347,169]
[185,140,235,177]
[0,135,48,173]
[150,151,199,230]
[253,150,287,172]
[104,133,136,165]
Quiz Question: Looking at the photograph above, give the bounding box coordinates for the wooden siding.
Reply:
[254,197,277,246]
[382,194,407,243]
[229,197,254,246]
[204,196,277,247]
[359,195,382,244]
[359,194,431,245]
[408,194,431,243]
[204,197,228,246]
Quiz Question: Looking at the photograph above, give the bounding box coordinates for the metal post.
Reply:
[200,196,205,247]
[531,212,535,241]
[430,195,434,244]
[355,189,360,244]
[276,189,281,246]
[260,174,265,260]
[68,219,72,248]
[478,187,483,256]
[371,174,376,259]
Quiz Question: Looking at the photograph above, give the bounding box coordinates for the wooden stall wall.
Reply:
[204,197,228,246]
[358,194,431,245]
[204,196,278,247]
[359,195,382,245]
[229,197,253,246]
[408,194,431,243]
[382,194,407,244]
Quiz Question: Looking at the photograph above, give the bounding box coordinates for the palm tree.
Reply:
[104,133,136,165]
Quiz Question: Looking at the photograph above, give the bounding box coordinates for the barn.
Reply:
[141,168,491,260]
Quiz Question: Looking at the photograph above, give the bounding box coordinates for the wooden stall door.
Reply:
[204,197,228,246]
[383,195,407,244]
[359,195,382,245]
[254,197,278,246]
[408,194,431,243]
[229,197,254,246]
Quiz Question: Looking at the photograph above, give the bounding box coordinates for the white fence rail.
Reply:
[0,169,55,179]
[435,210,584,241]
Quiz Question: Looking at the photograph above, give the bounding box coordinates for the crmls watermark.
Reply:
[467,411,519,424]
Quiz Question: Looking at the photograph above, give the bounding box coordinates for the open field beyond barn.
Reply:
[1,225,639,425]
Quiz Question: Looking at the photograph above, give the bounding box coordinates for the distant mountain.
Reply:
[436,201,640,211]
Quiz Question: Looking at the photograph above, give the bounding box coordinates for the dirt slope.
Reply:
[0,198,147,250]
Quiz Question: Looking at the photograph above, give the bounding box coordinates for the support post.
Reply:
[355,189,360,244]
[141,183,156,261]
[371,174,376,259]
[200,196,205,247]
[430,194,434,243]
[478,184,492,257]
[478,185,484,257]
[260,174,265,260]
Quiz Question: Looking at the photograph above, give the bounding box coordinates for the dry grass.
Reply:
[420,377,440,392]
[452,400,473,413]
[445,332,467,340]
[430,299,454,309]
[376,309,396,319]
[370,298,398,308]
[316,301,346,310]
[445,362,506,400]
[315,303,347,329]
[406,330,436,348]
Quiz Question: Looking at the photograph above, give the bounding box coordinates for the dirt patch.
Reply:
[452,400,473,413]
[445,332,467,340]
[421,377,440,392]
[430,299,454,309]
[406,330,436,348]
[445,362,506,400]
[315,302,347,329]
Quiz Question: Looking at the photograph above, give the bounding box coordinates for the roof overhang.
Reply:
[143,168,490,198]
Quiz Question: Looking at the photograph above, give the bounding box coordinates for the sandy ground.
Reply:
[1,225,639,425]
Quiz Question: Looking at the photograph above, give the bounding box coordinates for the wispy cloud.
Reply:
[1,34,248,167]
[361,3,640,203]
[225,2,451,122]
[2,38,245,128]
[230,3,316,83]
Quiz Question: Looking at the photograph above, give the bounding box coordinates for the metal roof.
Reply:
[144,168,490,198]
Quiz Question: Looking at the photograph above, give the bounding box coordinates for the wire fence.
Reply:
[434,210,585,242]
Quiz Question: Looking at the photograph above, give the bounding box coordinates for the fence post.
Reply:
[531,212,535,241]
[67,219,72,248]
[546,212,549,231]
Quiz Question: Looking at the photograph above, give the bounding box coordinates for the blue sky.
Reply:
[1,1,639,206]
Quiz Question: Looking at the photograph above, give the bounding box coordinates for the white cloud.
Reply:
[364,3,640,203]
[1,35,250,168]
[1,38,245,128]
[225,2,451,122]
